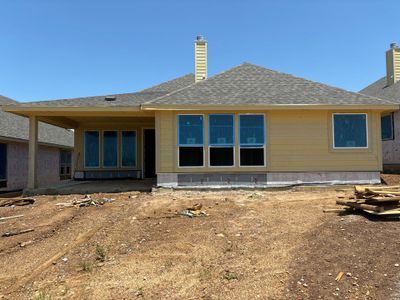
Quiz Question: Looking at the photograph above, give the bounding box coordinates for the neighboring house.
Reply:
[0,95,74,191]
[3,36,397,189]
[360,43,400,172]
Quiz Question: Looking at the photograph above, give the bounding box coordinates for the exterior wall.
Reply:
[0,141,65,191]
[74,118,155,178]
[386,47,400,85]
[382,110,400,169]
[155,109,383,186]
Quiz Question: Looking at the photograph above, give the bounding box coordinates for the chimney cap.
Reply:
[390,42,398,49]
[196,35,206,42]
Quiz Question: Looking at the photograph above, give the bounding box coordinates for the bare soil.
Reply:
[0,186,399,299]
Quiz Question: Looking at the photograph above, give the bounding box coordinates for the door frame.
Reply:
[141,127,155,179]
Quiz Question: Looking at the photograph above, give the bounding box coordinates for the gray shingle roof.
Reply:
[145,63,395,106]
[360,76,400,103]
[16,74,194,107]
[0,95,74,147]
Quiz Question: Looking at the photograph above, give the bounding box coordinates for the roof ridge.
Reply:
[142,64,249,105]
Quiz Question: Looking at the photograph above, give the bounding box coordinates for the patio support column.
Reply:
[27,116,38,189]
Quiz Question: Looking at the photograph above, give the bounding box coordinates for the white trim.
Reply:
[238,113,267,167]
[332,113,369,149]
[83,130,100,169]
[121,129,138,169]
[177,114,206,168]
[102,130,119,168]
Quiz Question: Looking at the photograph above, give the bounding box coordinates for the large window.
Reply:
[381,113,394,141]
[122,131,137,167]
[209,114,234,166]
[239,114,265,166]
[333,114,368,148]
[103,131,118,167]
[0,143,6,188]
[84,131,100,168]
[178,115,204,167]
[60,150,72,180]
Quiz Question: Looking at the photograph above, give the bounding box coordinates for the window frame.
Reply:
[84,130,101,169]
[208,114,235,168]
[238,113,267,167]
[332,113,369,149]
[121,130,138,168]
[177,114,205,168]
[102,130,119,168]
[381,112,394,141]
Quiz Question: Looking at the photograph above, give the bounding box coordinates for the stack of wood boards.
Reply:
[336,186,400,215]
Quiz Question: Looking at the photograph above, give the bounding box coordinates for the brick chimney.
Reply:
[195,35,207,83]
[386,42,400,86]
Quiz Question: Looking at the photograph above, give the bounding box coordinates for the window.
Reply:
[0,143,6,188]
[84,131,100,167]
[381,113,394,141]
[333,114,368,148]
[103,131,118,167]
[60,150,72,180]
[122,131,137,167]
[239,114,265,166]
[209,114,234,166]
[178,115,204,167]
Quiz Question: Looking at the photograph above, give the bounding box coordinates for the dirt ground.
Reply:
[0,185,399,299]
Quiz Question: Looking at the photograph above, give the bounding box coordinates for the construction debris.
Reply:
[177,203,208,218]
[337,186,400,215]
[20,240,33,247]
[0,214,24,221]
[2,228,34,237]
[56,196,114,208]
[0,198,35,207]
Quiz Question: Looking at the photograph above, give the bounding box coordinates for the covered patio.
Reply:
[3,106,156,190]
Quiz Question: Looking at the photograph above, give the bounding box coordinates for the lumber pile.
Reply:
[337,186,400,215]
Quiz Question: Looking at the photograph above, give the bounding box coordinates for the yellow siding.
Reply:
[386,48,400,85]
[156,110,383,173]
[195,41,207,82]
[74,119,154,172]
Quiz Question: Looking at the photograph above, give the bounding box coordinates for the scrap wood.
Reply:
[0,214,24,221]
[2,228,34,237]
[335,272,344,281]
[336,200,385,212]
[56,197,114,208]
[0,198,35,207]
[323,208,348,213]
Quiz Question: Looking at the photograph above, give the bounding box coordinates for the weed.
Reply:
[80,261,93,272]
[96,244,107,262]
[223,271,238,281]
[35,291,51,300]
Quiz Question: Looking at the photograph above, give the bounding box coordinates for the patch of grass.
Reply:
[35,291,51,300]
[223,271,238,281]
[80,260,94,272]
[96,244,107,262]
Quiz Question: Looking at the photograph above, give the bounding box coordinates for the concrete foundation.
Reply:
[157,171,381,188]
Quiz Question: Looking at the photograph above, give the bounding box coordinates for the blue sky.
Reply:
[1,0,399,102]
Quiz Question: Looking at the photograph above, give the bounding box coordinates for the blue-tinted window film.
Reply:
[0,143,6,180]
[239,115,265,146]
[333,114,367,148]
[209,114,234,146]
[178,115,204,146]
[381,114,394,140]
[122,131,136,167]
[103,131,118,167]
[84,131,99,167]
